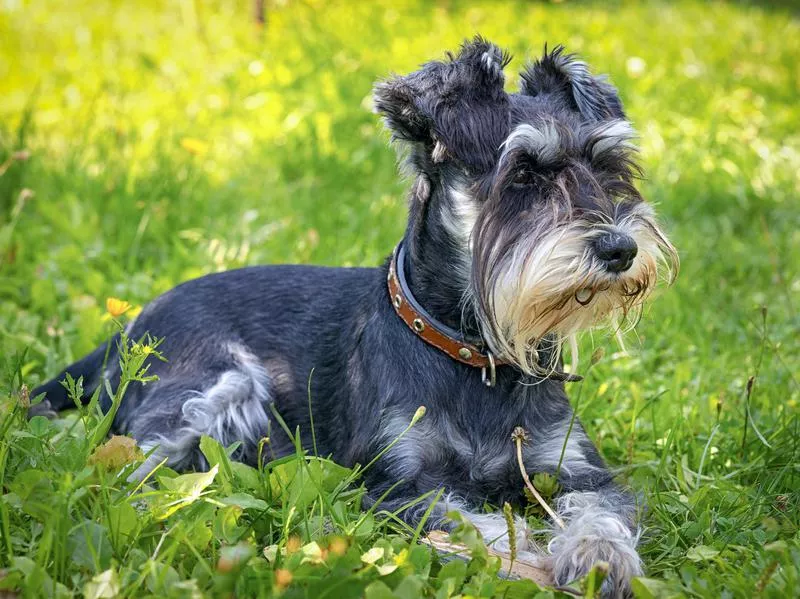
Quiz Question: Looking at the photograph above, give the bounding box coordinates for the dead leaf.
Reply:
[88,436,144,470]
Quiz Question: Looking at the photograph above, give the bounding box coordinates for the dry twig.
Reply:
[511,427,565,530]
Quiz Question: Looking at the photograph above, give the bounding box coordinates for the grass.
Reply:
[1,0,798,596]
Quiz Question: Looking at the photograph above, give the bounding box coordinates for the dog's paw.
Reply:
[547,515,642,597]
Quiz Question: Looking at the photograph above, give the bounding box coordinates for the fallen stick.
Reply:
[422,530,552,586]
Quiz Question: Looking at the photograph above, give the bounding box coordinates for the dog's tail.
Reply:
[31,333,120,414]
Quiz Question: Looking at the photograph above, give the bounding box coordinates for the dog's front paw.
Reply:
[548,514,642,597]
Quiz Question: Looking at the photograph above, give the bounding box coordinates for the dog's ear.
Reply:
[372,75,433,144]
[520,45,625,121]
[374,36,511,171]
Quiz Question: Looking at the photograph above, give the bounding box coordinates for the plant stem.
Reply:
[513,430,565,529]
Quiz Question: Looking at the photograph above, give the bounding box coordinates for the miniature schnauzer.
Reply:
[33,38,677,596]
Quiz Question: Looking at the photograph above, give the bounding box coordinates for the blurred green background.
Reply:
[1,0,799,595]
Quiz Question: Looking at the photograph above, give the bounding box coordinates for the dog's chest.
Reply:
[380,408,521,496]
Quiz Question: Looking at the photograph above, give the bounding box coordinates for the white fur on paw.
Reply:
[464,510,531,553]
[548,513,642,597]
[515,548,547,568]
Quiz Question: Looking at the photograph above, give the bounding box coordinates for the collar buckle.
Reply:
[481,352,497,387]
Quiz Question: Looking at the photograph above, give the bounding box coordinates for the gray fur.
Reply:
[130,343,272,476]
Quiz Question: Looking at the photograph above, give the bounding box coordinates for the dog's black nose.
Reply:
[594,232,638,273]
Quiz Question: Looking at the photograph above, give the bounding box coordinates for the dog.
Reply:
[31,38,677,596]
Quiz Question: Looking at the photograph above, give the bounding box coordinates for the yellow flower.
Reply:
[393,548,409,567]
[106,297,131,317]
[180,137,209,156]
[132,343,153,357]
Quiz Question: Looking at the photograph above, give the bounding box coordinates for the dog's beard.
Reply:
[471,203,678,376]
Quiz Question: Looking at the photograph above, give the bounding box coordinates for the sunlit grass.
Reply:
[1,0,798,596]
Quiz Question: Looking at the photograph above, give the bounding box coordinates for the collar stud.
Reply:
[388,242,501,371]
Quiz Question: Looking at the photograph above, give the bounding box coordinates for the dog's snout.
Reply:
[594,232,638,273]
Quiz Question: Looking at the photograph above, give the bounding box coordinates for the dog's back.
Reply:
[32,264,377,436]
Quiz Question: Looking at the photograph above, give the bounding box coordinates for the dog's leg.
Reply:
[365,412,544,564]
[530,419,642,597]
[125,343,274,481]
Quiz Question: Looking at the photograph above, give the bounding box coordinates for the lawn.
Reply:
[1,0,798,597]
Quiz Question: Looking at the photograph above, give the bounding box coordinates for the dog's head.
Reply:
[374,37,678,375]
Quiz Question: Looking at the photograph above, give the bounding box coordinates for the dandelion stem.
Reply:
[512,428,565,529]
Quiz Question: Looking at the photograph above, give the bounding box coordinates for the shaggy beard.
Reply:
[470,203,678,376]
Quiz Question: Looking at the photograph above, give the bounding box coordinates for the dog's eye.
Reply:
[512,169,535,186]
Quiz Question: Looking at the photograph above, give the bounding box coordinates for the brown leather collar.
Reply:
[388,242,505,386]
[387,242,582,386]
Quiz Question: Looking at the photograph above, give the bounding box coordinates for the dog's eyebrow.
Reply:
[500,122,562,164]
[587,119,637,159]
